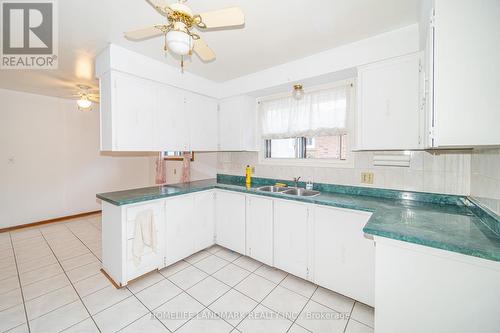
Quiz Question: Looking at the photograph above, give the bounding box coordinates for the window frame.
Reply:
[257,79,355,168]
[163,152,195,161]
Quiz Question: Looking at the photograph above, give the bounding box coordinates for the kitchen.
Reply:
[1,0,499,332]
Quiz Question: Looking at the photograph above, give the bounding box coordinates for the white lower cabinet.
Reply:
[164,195,195,267]
[125,200,165,281]
[274,200,311,280]
[246,195,273,266]
[215,191,246,254]
[193,191,216,252]
[313,205,374,307]
[103,188,375,306]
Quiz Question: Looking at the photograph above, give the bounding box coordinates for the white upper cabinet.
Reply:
[356,52,422,150]
[187,92,218,151]
[425,0,500,147]
[156,84,189,152]
[100,70,219,152]
[100,71,156,151]
[218,95,258,151]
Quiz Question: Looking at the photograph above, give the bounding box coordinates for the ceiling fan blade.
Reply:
[124,26,165,40]
[145,0,172,16]
[197,7,244,29]
[193,38,215,62]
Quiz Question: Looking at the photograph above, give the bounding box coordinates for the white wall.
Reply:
[97,24,419,99]
[471,148,500,215]
[218,151,471,196]
[0,88,155,228]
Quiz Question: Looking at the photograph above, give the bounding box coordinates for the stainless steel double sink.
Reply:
[256,185,320,197]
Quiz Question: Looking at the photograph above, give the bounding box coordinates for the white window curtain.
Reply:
[260,85,349,139]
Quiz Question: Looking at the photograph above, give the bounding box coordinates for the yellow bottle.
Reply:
[245,165,252,187]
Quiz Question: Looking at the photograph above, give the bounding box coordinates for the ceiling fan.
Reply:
[124,0,245,68]
[73,85,99,111]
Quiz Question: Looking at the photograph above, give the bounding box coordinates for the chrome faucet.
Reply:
[293,177,301,188]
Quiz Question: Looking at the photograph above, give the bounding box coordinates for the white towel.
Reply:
[132,209,158,267]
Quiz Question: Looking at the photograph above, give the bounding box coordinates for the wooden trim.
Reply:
[0,210,101,233]
[100,268,122,289]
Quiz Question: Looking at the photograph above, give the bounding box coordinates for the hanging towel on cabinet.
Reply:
[132,209,157,266]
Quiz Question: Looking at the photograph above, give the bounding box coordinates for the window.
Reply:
[265,135,347,160]
[162,152,195,161]
[260,82,352,164]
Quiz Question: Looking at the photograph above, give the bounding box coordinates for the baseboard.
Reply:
[0,210,102,233]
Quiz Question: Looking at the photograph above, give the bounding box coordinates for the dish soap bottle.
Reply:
[245,165,252,188]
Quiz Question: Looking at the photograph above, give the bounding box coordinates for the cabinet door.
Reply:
[112,72,156,151]
[246,196,273,266]
[274,200,309,279]
[215,191,246,254]
[125,200,165,280]
[156,85,189,151]
[313,206,374,306]
[218,95,257,151]
[188,93,218,151]
[357,53,421,150]
[193,191,215,252]
[164,195,194,266]
[431,0,500,147]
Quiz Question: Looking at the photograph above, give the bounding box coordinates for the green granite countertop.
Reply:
[97,175,500,262]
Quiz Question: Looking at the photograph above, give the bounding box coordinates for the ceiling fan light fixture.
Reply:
[77,95,92,110]
[292,84,304,100]
[166,30,193,56]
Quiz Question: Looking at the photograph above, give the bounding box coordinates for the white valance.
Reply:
[260,85,349,139]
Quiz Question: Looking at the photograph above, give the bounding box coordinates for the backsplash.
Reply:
[217,151,471,196]
[471,148,500,216]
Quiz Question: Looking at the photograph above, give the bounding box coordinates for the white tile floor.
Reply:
[0,214,374,333]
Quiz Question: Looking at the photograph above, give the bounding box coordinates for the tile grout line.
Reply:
[117,290,172,333]
[61,223,102,263]
[9,232,32,333]
[285,285,318,333]
[38,230,102,333]
[342,301,357,333]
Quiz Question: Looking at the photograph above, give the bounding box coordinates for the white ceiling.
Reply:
[0,0,419,99]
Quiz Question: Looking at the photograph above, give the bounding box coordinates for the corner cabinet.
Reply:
[356,52,423,150]
[218,95,258,151]
[313,205,374,306]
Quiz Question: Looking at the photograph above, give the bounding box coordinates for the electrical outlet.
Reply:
[361,172,374,184]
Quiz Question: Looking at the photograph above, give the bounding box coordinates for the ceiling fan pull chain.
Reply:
[163,33,168,54]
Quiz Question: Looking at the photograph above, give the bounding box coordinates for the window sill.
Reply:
[258,157,355,168]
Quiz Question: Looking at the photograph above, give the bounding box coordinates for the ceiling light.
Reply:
[77,95,92,111]
[166,30,193,56]
[292,84,304,100]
